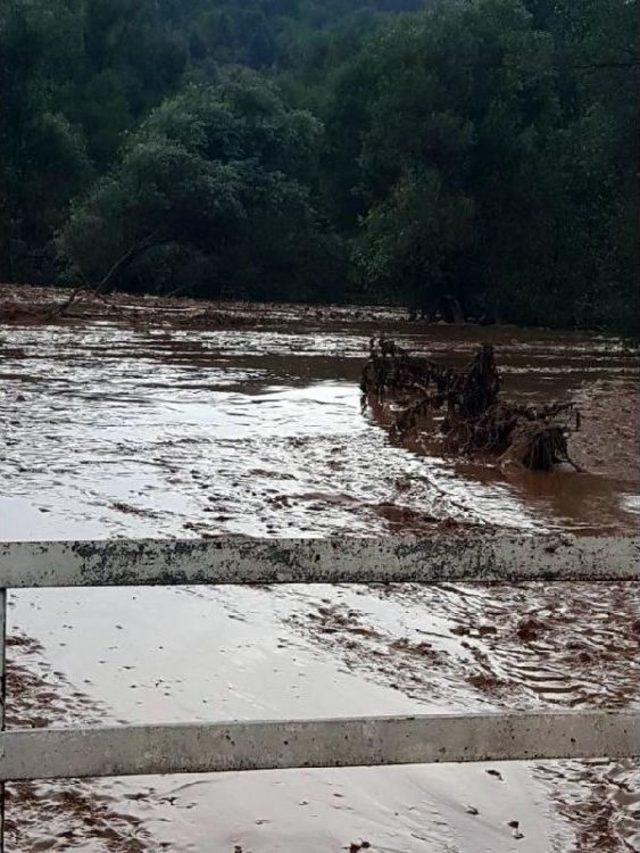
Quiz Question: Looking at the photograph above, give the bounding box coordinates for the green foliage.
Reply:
[57,72,343,299]
[354,169,475,309]
[0,0,186,279]
[1,0,637,329]
[322,0,638,330]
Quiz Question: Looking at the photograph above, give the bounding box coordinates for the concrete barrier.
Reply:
[1,711,638,782]
[0,534,638,588]
[1,534,638,848]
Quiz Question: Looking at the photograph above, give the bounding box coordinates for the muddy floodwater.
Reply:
[0,297,639,852]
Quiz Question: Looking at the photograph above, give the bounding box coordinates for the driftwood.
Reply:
[54,234,167,318]
[361,338,581,471]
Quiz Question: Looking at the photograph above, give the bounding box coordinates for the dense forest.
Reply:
[1,0,638,330]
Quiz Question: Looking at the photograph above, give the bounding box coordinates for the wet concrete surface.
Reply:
[0,308,639,851]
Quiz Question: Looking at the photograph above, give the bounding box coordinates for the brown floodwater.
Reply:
[0,307,638,851]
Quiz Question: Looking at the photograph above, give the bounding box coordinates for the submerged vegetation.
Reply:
[1,0,637,331]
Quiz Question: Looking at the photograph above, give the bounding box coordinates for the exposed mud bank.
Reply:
[0,283,408,331]
[571,381,639,484]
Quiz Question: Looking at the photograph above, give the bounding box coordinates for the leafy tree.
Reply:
[1,0,416,286]
[324,0,638,329]
[0,0,91,280]
[0,0,187,280]
[57,71,343,300]
[1,0,637,328]
[353,169,475,315]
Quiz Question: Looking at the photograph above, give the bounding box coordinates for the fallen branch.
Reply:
[54,235,166,317]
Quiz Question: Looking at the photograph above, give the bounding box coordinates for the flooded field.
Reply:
[0,291,639,851]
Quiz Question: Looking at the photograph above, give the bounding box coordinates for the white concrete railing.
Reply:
[1,535,638,846]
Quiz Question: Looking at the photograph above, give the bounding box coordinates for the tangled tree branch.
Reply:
[361,338,581,471]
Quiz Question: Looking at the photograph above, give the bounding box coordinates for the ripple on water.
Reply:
[1,319,638,851]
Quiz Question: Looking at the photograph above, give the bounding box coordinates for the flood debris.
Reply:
[0,282,405,331]
[486,769,504,781]
[516,617,547,643]
[361,337,581,471]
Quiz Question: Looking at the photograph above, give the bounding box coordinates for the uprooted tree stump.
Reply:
[361,338,581,471]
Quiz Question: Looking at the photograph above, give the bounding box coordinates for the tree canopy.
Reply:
[57,71,343,299]
[1,0,637,330]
